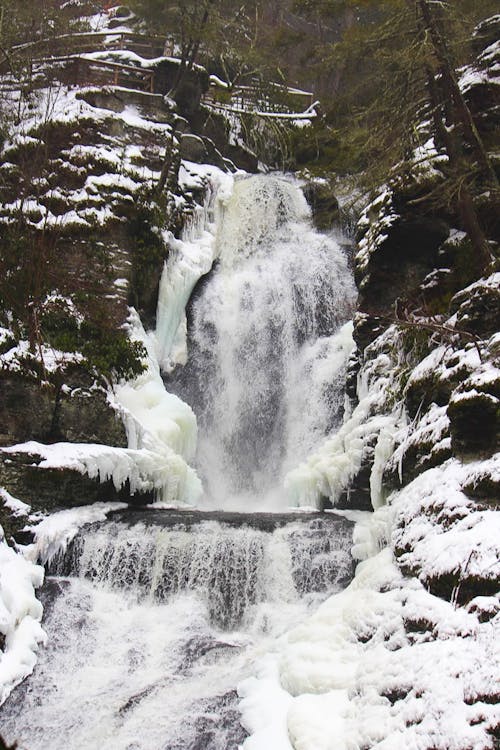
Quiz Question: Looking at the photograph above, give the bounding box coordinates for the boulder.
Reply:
[302,180,339,230]
[189,106,259,172]
[152,60,209,117]
[448,390,499,458]
[0,375,127,448]
[180,133,226,169]
[356,216,449,315]
[450,274,500,338]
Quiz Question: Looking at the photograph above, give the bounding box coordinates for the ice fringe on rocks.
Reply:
[0,526,46,707]
[285,326,404,510]
[155,163,235,373]
[113,164,235,503]
[25,502,128,567]
[2,167,235,508]
[242,307,499,749]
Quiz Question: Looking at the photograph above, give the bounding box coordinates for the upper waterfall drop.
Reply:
[215,174,311,265]
[165,174,357,511]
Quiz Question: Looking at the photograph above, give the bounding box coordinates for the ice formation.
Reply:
[155,163,235,372]
[285,326,404,510]
[0,527,46,707]
[240,467,500,750]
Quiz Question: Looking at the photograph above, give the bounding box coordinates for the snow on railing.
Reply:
[29,54,155,93]
[204,77,317,120]
[10,31,166,60]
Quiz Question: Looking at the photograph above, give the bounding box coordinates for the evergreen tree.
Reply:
[291,0,498,273]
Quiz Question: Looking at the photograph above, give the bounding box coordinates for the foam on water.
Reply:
[1,515,353,750]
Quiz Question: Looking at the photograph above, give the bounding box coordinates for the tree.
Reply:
[129,0,283,92]
[411,0,498,272]
[129,0,219,93]
[290,0,498,273]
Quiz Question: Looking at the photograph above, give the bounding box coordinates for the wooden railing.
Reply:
[32,55,155,93]
[11,31,166,61]
[3,31,317,119]
[203,81,315,117]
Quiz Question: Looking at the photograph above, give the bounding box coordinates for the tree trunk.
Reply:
[457,183,494,273]
[425,66,493,274]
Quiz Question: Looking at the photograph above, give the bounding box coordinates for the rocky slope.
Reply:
[0,2,252,515]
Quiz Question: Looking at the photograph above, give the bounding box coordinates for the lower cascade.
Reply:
[1,513,354,749]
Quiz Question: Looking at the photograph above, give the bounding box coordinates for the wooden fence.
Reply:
[204,82,315,117]
[32,56,155,93]
[11,31,166,62]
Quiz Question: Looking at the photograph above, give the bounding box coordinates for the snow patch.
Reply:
[0,530,46,707]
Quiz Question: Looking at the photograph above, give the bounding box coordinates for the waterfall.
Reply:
[166,175,357,510]
[1,513,354,750]
[0,173,358,750]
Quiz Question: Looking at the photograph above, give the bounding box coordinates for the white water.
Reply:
[0,515,353,750]
[165,175,356,510]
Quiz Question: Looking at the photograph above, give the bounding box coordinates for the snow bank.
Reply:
[240,517,499,750]
[3,435,201,508]
[243,317,499,749]
[392,457,500,587]
[111,167,235,504]
[0,529,46,707]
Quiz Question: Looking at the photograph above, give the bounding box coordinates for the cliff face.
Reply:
[349,15,499,512]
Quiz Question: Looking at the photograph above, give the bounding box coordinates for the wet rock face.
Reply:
[302,180,339,230]
[451,278,500,338]
[356,215,450,316]
[343,19,500,523]
[462,465,500,508]
[180,133,226,169]
[352,313,386,353]
[0,375,127,449]
[0,378,55,448]
[77,87,178,124]
[448,391,499,458]
[336,452,376,512]
[153,60,209,117]
[189,106,259,172]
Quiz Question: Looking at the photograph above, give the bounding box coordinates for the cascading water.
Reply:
[167,175,357,509]
[1,513,354,749]
[1,174,358,749]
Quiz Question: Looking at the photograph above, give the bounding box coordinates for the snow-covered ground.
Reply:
[240,461,499,750]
